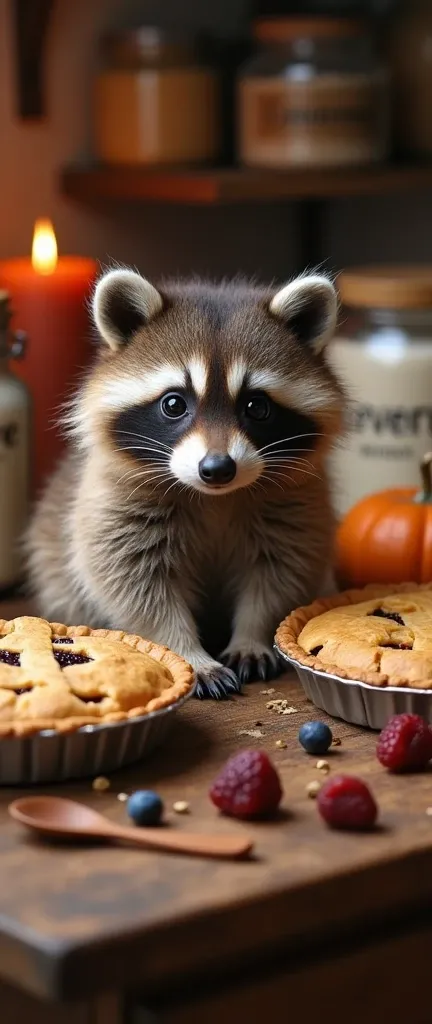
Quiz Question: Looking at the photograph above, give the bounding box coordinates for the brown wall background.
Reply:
[0,0,431,283]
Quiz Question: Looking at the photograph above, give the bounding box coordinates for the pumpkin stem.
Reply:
[415,452,432,504]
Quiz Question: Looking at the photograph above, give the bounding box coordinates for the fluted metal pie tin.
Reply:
[0,686,195,785]
[275,645,432,731]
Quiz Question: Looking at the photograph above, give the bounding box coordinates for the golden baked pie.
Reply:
[275,583,432,690]
[0,616,194,737]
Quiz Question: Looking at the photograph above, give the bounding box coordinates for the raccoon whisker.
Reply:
[250,478,267,498]
[113,446,173,459]
[264,463,321,482]
[161,478,183,501]
[256,433,324,455]
[115,431,173,453]
[262,454,318,466]
[263,458,321,477]
[259,473,287,493]
[262,452,313,461]
[116,465,171,487]
[126,472,173,501]
[120,475,174,498]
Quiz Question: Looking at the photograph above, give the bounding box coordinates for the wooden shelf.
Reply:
[61,161,432,206]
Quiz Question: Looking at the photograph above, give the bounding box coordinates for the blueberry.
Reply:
[299,720,333,755]
[127,790,164,826]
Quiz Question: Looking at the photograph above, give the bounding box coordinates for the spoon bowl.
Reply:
[9,796,254,860]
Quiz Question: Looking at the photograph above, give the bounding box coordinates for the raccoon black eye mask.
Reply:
[114,388,318,478]
[27,266,346,700]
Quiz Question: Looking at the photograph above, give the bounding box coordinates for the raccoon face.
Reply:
[76,268,345,497]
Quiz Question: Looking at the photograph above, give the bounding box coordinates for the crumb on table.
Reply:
[173,801,190,814]
[306,780,321,799]
[92,776,110,792]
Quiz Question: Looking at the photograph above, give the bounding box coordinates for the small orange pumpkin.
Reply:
[336,453,432,588]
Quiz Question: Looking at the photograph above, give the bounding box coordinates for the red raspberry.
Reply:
[209,749,283,819]
[317,775,378,831]
[376,713,432,772]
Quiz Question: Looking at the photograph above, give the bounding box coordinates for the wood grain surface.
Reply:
[1,600,432,1003]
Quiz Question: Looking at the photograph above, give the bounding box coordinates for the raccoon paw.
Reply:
[221,645,282,684]
[194,664,242,701]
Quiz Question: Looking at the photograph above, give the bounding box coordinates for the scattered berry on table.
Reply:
[316,759,330,773]
[127,790,164,826]
[376,714,432,773]
[173,800,190,814]
[209,749,283,819]
[306,780,321,798]
[92,776,110,792]
[299,721,333,755]
[317,775,378,831]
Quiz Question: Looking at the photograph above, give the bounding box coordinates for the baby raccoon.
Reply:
[26,267,347,699]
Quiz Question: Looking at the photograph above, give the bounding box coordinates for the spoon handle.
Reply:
[105,822,253,859]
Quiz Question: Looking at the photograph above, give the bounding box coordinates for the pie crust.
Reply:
[0,616,195,737]
[275,583,432,690]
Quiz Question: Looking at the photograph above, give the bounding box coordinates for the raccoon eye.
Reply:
[160,393,188,419]
[244,393,272,422]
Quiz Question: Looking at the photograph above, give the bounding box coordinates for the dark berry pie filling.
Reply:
[369,608,406,627]
[53,651,92,668]
[0,651,20,667]
[77,694,104,704]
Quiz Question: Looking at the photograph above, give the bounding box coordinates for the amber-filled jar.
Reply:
[237,17,390,168]
[94,26,220,166]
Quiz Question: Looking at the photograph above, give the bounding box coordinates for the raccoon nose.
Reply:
[198,453,237,485]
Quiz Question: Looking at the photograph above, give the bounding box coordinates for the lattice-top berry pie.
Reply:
[275,583,432,689]
[0,616,194,736]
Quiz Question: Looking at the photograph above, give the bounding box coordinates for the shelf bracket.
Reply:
[12,0,55,118]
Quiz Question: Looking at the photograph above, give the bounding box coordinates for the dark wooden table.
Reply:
[1,600,432,1024]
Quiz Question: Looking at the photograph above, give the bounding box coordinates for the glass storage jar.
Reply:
[0,292,30,590]
[237,16,390,168]
[94,26,220,166]
[329,267,432,516]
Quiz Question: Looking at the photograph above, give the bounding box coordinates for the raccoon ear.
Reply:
[268,274,337,353]
[92,268,163,351]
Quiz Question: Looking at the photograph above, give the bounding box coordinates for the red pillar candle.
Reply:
[0,220,97,495]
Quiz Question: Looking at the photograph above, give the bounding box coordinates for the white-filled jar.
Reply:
[0,292,30,589]
[329,267,432,516]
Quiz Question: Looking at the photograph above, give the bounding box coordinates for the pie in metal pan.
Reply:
[0,616,195,783]
[275,583,432,730]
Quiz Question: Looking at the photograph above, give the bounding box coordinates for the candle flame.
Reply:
[31,218,58,275]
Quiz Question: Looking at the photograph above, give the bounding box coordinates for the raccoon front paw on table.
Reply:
[221,646,282,684]
[194,664,242,701]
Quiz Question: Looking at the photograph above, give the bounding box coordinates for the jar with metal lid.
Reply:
[93,26,220,166]
[237,16,390,168]
[329,267,432,516]
[0,293,30,590]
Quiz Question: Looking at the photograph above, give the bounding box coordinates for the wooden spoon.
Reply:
[8,796,253,860]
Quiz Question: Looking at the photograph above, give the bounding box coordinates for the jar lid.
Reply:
[101,26,196,66]
[252,17,367,44]
[338,266,432,310]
